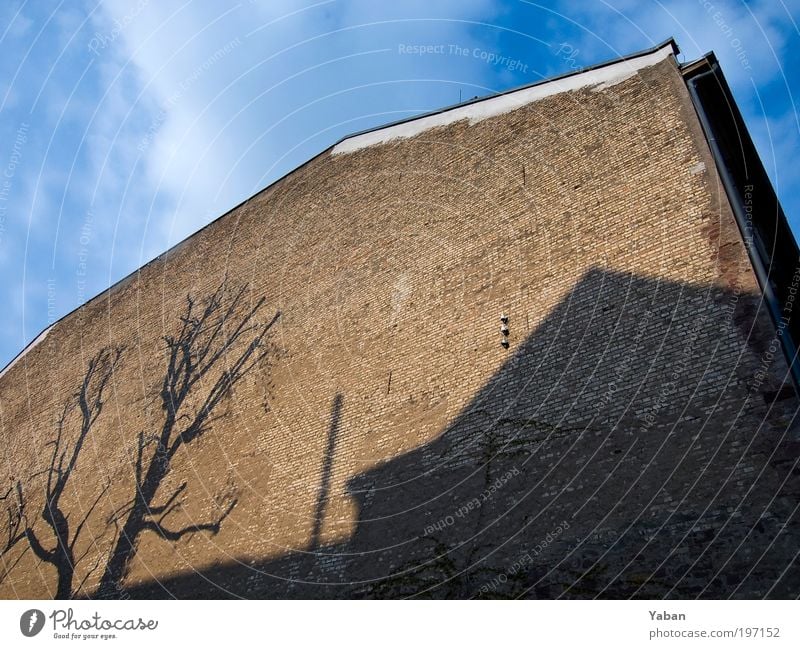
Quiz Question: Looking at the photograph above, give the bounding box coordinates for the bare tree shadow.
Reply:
[2,348,121,598]
[0,481,26,586]
[96,282,280,598]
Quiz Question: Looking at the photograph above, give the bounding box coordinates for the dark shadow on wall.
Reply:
[309,394,344,551]
[118,268,800,599]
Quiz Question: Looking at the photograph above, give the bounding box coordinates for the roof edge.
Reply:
[331,38,680,151]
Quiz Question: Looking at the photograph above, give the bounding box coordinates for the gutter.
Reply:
[684,58,800,392]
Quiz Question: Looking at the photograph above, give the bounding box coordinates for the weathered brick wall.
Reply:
[1,54,798,599]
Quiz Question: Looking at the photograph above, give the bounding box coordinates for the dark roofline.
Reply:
[682,51,800,390]
[0,37,682,378]
[678,50,717,75]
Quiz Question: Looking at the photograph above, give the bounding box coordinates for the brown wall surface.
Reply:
[1,54,798,599]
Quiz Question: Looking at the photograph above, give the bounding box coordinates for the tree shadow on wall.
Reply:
[96,282,280,598]
[0,282,279,600]
[0,482,26,586]
[120,268,800,599]
[0,347,121,598]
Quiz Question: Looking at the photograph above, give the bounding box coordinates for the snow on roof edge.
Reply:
[332,43,675,156]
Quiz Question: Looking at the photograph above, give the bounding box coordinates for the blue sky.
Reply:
[0,0,798,369]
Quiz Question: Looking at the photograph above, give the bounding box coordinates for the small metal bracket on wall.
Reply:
[500,313,509,348]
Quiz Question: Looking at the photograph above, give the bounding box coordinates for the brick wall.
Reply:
[1,54,798,599]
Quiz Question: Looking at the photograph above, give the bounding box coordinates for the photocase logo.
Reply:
[20,609,45,637]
